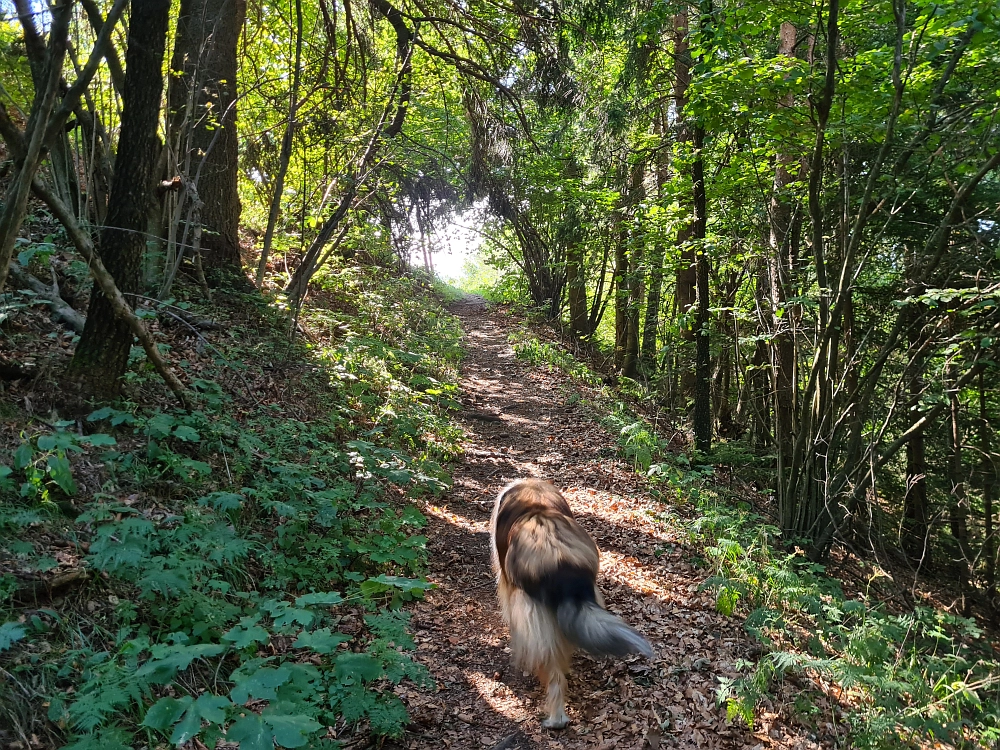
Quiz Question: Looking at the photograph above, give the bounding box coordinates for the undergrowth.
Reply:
[0,266,461,748]
[511,328,1000,748]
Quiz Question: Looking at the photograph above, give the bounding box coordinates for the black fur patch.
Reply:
[521,564,597,611]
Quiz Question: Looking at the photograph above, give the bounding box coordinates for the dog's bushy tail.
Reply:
[556,599,653,658]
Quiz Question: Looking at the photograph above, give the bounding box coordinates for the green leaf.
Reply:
[361,575,434,598]
[223,616,270,648]
[173,425,201,442]
[170,706,203,746]
[227,714,271,750]
[146,413,178,438]
[142,696,193,730]
[334,652,383,683]
[0,621,27,651]
[230,666,292,704]
[137,643,226,683]
[79,433,117,447]
[199,491,244,511]
[193,693,231,723]
[46,454,77,495]
[293,628,351,654]
[262,600,314,628]
[400,505,426,526]
[294,591,343,608]
[366,694,409,737]
[262,710,323,748]
[87,407,114,421]
[13,442,34,470]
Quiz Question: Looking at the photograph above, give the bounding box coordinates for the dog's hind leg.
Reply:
[540,662,569,729]
[539,644,571,730]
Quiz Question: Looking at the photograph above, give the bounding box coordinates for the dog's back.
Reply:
[492,479,600,603]
[490,479,652,728]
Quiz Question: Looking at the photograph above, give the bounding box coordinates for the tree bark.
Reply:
[641,110,669,372]
[902,312,930,564]
[673,8,696,399]
[255,0,303,288]
[692,121,710,453]
[168,0,247,281]
[769,20,798,469]
[70,0,173,399]
[566,239,588,335]
[948,358,972,614]
[621,161,644,378]
[980,371,996,603]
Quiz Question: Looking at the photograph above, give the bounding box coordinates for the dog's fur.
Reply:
[490,479,653,729]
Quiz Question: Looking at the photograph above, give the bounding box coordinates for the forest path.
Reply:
[396,298,811,750]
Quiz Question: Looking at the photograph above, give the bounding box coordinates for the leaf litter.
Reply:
[393,296,827,750]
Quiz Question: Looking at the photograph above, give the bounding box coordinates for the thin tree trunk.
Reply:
[621,161,644,378]
[980,371,996,603]
[673,8,696,399]
[566,239,588,335]
[70,0,173,399]
[614,221,628,365]
[641,110,669,372]
[255,0,303,288]
[770,20,798,470]
[779,0,840,544]
[168,0,247,280]
[80,0,125,93]
[285,0,413,302]
[903,312,930,564]
[692,121,711,452]
[948,358,972,614]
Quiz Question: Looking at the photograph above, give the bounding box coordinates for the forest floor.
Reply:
[393,296,825,750]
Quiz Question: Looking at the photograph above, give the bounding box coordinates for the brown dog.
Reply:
[490,479,653,728]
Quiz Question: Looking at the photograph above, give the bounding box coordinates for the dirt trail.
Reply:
[397,298,816,750]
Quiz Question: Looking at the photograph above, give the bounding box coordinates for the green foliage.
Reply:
[511,331,604,387]
[692,498,1000,747]
[1,269,458,748]
[4,426,116,502]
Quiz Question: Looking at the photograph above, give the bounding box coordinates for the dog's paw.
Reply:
[542,713,569,730]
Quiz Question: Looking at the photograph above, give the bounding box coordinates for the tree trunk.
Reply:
[621,161,644,378]
[566,239,589,335]
[769,20,799,470]
[692,121,710,453]
[614,223,628,365]
[902,313,930,564]
[168,0,247,281]
[948,358,972,614]
[980,371,996,604]
[255,0,303,288]
[641,110,669,373]
[779,0,840,547]
[70,0,172,398]
[673,8,696,399]
[0,0,72,293]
